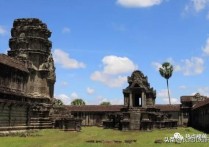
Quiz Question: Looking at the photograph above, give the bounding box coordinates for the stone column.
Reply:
[142,92,146,107]
[9,105,12,127]
[129,93,133,107]
[124,97,127,106]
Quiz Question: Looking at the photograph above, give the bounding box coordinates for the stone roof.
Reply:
[193,98,209,110]
[66,105,124,112]
[0,54,28,73]
[181,96,192,102]
[181,93,208,103]
[155,104,180,112]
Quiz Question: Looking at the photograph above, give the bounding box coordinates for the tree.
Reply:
[71,99,85,106]
[159,62,173,105]
[100,102,111,106]
[53,98,64,106]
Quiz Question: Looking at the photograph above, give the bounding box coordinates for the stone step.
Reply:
[30,117,50,120]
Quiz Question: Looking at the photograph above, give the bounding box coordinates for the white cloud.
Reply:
[91,55,137,88]
[61,81,68,87]
[162,98,180,104]
[55,92,81,105]
[0,26,6,35]
[112,23,127,32]
[117,0,163,8]
[62,27,71,33]
[179,85,187,90]
[93,96,123,105]
[184,0,209,13]
[192,0,209,12]
[109,98,124,105]
[151,58,181,72]
[202,37,209,55]
[180,57,204,76]
[157,89,168,98]
[70,92,79,99]
[4,48,9,54]
[152,57,204,76]
[55,94,71,105]
[53,49,85,69]
[86,87,95,95]
[157,89,180,104]
[192,87,209,96]
[91,71,127,88]
[102,55,137,75]
[152,62,162,71]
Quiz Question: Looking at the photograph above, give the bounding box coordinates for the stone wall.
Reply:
[0,99,53,131]
[191,103,209,133]
[0,62,28,96]
[0,103,27,129]
[72,112,105,126]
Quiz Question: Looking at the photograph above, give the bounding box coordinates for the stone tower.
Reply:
[123,70,156,108]
[122,70,156,130]
[8,18,56,100]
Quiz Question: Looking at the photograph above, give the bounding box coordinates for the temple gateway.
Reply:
[0,18,209,133]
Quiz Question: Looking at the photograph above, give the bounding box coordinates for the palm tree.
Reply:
[71,98,85,105]
[159,62,173,105]
[100,102,111,106]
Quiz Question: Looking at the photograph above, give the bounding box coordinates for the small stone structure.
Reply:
[51,106,82,131]
[103,70,178,130]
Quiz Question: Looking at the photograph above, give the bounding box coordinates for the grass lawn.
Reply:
[0,127,208,147]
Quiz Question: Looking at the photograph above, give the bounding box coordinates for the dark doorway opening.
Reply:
[134,94,142,107]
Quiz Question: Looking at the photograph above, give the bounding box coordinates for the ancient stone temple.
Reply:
[103,70,178,131]
[0,18,55,131]
[8,18,56,100]
[0,18,82,132]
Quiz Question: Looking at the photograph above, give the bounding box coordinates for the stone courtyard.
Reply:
[0,18,209,134]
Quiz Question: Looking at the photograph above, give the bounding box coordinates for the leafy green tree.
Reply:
[71,99,85,105]
[159,62,173,105]
[53,98,64,106]
[100,102,111,106]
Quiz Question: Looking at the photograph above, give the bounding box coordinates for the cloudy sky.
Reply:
[1,0,209,105]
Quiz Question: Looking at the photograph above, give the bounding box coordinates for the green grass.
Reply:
[0,127,208,147]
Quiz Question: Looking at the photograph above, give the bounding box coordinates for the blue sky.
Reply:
[1,0,209,105]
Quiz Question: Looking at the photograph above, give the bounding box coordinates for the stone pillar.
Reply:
[124,97,127,106]
[129,93,133,107]
[142,92,146,107]
[9,105,12,127]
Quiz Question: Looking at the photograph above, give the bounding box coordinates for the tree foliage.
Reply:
[100,102,111,106]
[159,62,173,105]
[71,99,85,105]
[53,98,64,106]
